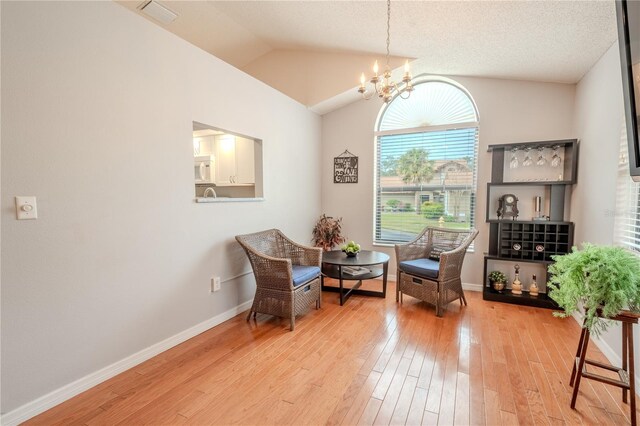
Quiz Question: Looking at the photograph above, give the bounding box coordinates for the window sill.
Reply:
[195,197,265,203]
[373,242,395,248]
[373,241,475,253]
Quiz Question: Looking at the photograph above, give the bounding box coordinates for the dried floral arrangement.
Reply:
[312,214,345,251]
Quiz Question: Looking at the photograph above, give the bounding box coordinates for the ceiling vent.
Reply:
[140,0,178,25]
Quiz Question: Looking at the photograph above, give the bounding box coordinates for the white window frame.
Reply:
[372,78,479,247]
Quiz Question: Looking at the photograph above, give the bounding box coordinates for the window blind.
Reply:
[374,126,479,244]
[614,127,640,252]
[378,81,478,132]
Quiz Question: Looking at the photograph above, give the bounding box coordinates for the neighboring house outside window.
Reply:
[374,78,479,244]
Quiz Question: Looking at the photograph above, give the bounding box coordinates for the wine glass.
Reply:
[551,145,562,168]
[536,147,547,166]
[522,147,533,167]
[509,148,519,169]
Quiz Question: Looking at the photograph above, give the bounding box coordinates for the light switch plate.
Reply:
[15,196,37,220]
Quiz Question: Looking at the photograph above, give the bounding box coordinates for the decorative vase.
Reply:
[529,274,539,296]
[512,264,522,295]
[346,252,358,258]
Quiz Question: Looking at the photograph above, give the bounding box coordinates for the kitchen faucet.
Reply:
[203,187,217,198]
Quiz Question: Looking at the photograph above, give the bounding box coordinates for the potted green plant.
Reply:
[548,243,640,335]
[488,270,507,291]
[312,214,345,251]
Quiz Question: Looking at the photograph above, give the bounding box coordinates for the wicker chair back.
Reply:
[395,226,478,316]
[235,229,322,331]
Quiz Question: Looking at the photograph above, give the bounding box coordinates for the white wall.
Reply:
[1,1,320,415]
[572,43,623,245]
[321,76,576,284]
[571,42,639,382]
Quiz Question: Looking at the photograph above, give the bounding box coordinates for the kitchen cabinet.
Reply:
[235,137,255,184]
[215,136,255,185]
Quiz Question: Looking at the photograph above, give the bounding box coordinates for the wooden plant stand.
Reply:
[570,310,639,426]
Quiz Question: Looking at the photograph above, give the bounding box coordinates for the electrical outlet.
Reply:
[211,276,221,292]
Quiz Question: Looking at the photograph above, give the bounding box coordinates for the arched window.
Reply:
[374,78,479,244]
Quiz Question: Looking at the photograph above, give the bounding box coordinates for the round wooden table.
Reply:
[321,250,389,306]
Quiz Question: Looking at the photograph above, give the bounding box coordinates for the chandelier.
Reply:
[358,0,414,103]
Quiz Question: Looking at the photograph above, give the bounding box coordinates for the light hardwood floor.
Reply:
[27,281,639,425]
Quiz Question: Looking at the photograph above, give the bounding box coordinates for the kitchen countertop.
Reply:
[195,197,265,203]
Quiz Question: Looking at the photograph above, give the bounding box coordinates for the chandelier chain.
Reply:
[386,0,391,70]
[357,0,414,103]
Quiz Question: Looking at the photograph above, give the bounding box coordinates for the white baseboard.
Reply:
[463,282,483,292]
[571,312,640,396]
[1,300,253,426]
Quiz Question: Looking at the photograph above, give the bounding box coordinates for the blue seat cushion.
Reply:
[292,265,321,287]
[399,258,440,280]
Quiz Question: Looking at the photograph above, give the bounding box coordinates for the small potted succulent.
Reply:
[548,243,640,335]
[342,240,361,257]
[488,270,507,291]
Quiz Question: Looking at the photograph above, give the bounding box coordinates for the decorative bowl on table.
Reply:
[342,241,361,257]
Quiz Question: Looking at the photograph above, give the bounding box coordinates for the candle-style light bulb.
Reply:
[373,60,379,75]
[402,60,412,84]
[358,72,368,94]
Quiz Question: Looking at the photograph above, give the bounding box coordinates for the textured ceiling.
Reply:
[210,0,616,83]
[117,0,617,108]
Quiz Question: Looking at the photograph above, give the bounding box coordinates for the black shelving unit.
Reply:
[487,138,578,184]
[485,182,569,222]
[483,139,578,309]
[496,222,573,261]
[483,287,557,309]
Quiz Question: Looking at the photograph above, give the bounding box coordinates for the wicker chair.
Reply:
[395,227,478,317]
[235,229,322,331]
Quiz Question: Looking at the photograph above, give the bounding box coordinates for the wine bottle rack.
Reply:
[498,222,573,261]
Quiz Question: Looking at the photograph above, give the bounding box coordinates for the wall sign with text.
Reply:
[334,150,358,183]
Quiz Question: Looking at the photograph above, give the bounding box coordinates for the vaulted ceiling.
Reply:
[116,0,617,114]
